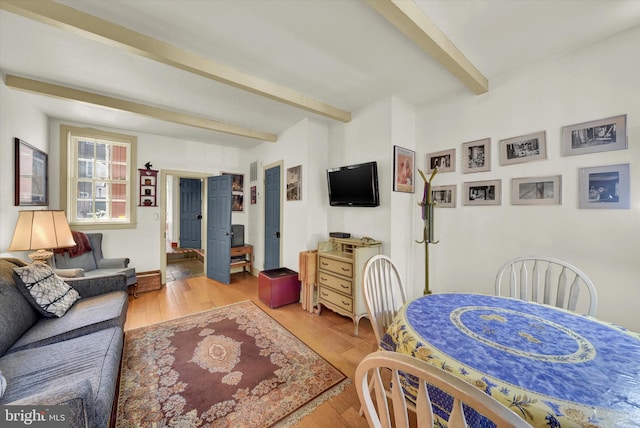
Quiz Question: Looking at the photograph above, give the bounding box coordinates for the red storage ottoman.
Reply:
[258,268,301,308]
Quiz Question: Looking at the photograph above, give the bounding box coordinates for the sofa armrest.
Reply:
[55,268,86,278]
[96,257,130,269]
[65,273,128,298]
[6,380,94,428]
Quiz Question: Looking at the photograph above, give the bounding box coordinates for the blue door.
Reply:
[264,165,281,270]
[206,175,232,284]
[179,178,202,249]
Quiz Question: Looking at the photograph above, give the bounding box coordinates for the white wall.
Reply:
[327,98,392,243]
[413,27,640,331]
[249,117,328,272]
[0,83,49,257]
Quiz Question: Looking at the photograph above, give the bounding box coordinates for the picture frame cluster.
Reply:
[420,114,629,209]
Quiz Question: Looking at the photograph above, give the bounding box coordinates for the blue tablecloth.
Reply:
[381,293,640,428]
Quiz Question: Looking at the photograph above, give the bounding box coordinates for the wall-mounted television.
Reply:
[327,161,380,207]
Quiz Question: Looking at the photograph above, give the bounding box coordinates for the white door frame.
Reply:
[159,169,209,284]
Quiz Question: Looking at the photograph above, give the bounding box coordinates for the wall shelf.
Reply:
[139,168,158,207]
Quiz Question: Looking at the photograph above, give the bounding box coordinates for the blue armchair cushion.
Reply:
[13,263,80,318]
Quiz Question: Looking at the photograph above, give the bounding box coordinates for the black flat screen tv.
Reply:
[327,161,380,207]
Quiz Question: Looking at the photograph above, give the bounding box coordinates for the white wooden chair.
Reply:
[362,255,408,346]
[495,256,598,316]
[355,351,531,428]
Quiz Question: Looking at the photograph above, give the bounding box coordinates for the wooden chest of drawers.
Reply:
[317,237,381,335]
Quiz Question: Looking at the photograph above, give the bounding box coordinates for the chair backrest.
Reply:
[356,351,531,428]
[495,256,598,316]
[362,255,408,345]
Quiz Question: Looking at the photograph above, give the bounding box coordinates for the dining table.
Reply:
[380,292,640,428]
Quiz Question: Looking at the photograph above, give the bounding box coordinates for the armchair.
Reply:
[52,233,137,289]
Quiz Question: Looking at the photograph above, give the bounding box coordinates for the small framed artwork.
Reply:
[393,146,415,193]
[426,148,456,174]
[499,131,547,166]
[512,175,562,205]
[431,185,456,208]
[250,186,257,205]
[463,179,502,206]
[287,165,302,201]
[14,138,48,206]
[462,138,491,173]
[223,172,244,211]
[579,164,630,209]
[562,114,627,156]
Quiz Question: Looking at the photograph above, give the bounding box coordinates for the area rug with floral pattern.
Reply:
[116,300,349,427]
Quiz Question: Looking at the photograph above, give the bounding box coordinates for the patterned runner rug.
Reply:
[116,300,348,427]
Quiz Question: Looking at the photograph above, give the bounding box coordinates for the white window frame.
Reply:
[60,125,137,229]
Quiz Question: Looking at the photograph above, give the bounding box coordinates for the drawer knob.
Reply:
[341,284,348,289]
[341,267,349,272]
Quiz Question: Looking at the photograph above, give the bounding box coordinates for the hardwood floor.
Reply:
[124,272,376,427]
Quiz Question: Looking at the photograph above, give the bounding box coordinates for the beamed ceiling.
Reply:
[1,0,639,149]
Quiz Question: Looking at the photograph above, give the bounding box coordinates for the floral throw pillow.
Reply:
[13,263,80,318]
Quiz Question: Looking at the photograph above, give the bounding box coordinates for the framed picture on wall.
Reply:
[287,165,302,201]
[579,163,630,209]
[512,175,562,205]
[498,131,547,166]
[426,148,455,174]
[250,186,257,205]
[393,145,415,193]
[462,138,491,173]
[431,185,456,208]
[14,138,48,206]
[463,179,502,206]
[223,172,244,211]
[562,114,627,156]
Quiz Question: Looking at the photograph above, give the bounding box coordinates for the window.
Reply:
[61,125,137,228]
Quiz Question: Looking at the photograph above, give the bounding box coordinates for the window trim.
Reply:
[60,125,137,229]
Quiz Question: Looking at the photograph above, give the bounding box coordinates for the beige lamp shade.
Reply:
[9,210,76,262]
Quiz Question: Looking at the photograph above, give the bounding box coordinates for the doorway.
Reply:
[160,170,208,283]
[264,162,283,270]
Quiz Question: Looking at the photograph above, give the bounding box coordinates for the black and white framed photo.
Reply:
[393,145,415,193]
[499,131,547,166]
[426,148,456,174]
[463,179,502,206]
[287,165,302,201]
[462,138,491,173]
[562,114,627,156]
[512,175,561,205]
[579,164,630,209]
[431,185,456,208]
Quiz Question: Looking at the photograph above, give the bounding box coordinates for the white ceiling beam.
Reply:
[366,0,488,95]
[5,75,278,142]
[0,0,351,123]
